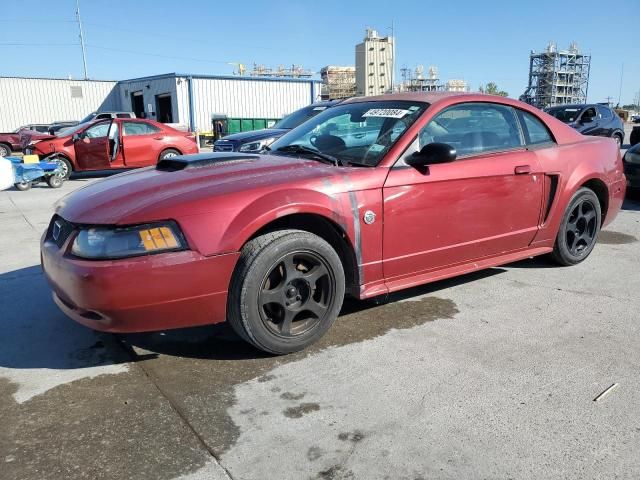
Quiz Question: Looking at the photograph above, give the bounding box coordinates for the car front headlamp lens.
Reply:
[238,137,277,152]
[71,222,186,259]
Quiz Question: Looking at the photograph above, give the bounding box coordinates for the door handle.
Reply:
[514,165,531,175]
[153,137,164,140]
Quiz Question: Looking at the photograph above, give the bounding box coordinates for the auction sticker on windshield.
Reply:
[363,108,409,119]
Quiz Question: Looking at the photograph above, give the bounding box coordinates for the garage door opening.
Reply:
[130,91,144,118]
[155,94,173,123]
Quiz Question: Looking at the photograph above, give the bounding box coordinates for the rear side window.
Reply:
[123,121,161,136]
[95,113,112,120]
[520,111,554,145]
[598,106,613,119]
[117,113,132,118]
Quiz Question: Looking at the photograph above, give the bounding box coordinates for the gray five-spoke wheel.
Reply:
[565,198,597,257]
[258,251,334,337]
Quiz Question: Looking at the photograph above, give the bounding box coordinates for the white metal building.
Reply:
[0,74,322,133]
[0,77,119,131]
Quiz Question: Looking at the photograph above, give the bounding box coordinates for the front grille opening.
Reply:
[47,215,75,248]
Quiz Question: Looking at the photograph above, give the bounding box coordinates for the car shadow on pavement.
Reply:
[122,267,507,361]
[0,265,135,371]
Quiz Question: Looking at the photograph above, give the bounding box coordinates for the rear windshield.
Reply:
[273,105,331,129]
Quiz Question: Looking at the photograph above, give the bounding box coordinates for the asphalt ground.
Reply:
[1,165,639,479]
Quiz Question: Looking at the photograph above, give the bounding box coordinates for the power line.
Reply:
[85,44,232,65]
[0,42,79,47]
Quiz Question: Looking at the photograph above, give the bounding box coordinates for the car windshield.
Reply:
[272,105,333,130]
[268,101,428,167]
[545,106,582,123]
[57,122,92,137]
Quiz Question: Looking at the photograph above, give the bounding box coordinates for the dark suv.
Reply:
[545,104,625,147]
[213,100,342,153]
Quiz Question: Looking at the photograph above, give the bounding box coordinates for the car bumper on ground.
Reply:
[41,235,239,333]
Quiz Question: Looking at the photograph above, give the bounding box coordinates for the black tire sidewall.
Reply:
[554,188,601,265]
[235,233,345,354]
[159,149,180,161]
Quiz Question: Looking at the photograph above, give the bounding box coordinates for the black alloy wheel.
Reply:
[564,198,597,257]
[551,187,601,266]
[258,251,335,337]
[227,229,345,354]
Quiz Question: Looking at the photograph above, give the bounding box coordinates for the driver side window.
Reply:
[84,122,110,139]
[418,103,523,157]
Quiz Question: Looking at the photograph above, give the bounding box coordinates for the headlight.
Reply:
[238,137,277,152]
[71,221,186,259]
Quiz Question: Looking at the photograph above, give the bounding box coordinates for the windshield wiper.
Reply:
[274,144,346,167]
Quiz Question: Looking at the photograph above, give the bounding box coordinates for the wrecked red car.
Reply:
[41,92,626,354]
[25,118,198,178]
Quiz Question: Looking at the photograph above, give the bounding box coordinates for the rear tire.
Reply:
[613,133,623,148]
[158,148,180,161]
[551,187,601,266]
[227,229,345,355]
[0,143,12,157]
[14,181,32,191]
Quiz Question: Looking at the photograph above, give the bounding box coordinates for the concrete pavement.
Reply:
[1,178,639,480]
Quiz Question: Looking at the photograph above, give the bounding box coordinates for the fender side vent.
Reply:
[543,174,559,224]
[157,153,260,171]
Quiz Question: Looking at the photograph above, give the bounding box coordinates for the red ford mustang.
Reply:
[25,118,198,178]
[41,93,626,354]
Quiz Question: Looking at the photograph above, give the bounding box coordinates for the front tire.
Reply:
[227,230,345,355]
[54,156,73,180]
[551,187,601,266]
[0,143,11,157]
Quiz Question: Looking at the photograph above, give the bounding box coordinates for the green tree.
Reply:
[483,82,509,97]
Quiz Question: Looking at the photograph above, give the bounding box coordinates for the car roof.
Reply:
[342,91,471,105]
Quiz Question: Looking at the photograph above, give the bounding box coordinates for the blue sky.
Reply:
[1,0,638,104]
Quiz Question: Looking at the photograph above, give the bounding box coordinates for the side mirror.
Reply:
[72,133,81,142]
[406,142,456,167]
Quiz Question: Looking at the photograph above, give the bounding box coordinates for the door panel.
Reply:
[121,121,164,167]
[383,149,543,280]
[74,121,111,171]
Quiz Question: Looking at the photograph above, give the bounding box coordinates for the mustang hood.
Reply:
[55,153,345,225]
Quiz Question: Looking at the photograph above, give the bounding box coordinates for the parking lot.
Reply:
[1,163,639,479]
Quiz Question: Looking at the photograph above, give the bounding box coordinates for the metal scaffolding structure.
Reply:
[320,66,356,100]
[248,64,313,79]
[399,65,443,92]
[521,42,591,109]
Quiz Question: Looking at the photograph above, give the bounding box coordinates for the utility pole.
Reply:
[76,0,88,79]
[617,63,624,107]
[390,20,395,92]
